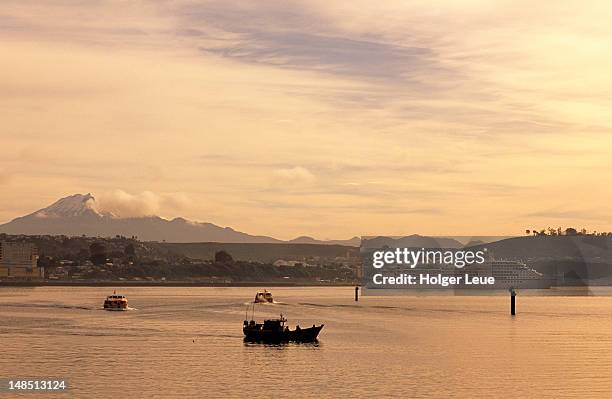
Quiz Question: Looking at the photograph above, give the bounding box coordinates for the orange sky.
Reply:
[2,1,612,239]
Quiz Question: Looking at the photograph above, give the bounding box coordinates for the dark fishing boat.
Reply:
[243,314,323,343]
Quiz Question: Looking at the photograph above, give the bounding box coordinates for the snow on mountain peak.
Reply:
[34,193,107,218]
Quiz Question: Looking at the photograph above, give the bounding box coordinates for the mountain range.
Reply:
[0,194,361,245]
[362,235,465,249]
[5,194,612,269]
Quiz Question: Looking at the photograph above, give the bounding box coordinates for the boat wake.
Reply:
[101,306,138,311]
[243,301,285,306]
[2,303,97,311]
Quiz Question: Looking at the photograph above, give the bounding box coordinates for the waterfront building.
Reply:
[0,241,43,280]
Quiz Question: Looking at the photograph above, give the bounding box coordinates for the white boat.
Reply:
[254,290,274,303]
[103,291,128,311]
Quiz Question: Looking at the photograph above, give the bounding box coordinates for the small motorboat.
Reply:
[243,314,323,343]
[254,290,274,303]
[103,291,128,311]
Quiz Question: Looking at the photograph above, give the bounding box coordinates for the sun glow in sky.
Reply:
[2,1,612,239]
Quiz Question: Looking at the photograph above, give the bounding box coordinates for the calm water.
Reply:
[2,287,612,398]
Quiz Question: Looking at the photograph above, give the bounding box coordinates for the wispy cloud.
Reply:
[204,32,438,82]
[272,166,316,185]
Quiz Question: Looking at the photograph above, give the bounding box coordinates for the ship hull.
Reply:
[103,302,128,310]
[243,325,323,343]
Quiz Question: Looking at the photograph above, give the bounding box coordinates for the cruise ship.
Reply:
[488,260,551,289]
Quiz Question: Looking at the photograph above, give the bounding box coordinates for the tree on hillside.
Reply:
[522,227,612,237]
[124,243,136,262]
[89,242,107,265]
[215,250,234,264]
[124,243,135,256]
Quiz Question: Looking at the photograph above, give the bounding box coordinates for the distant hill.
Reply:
[362,235,464,249]
[0,234,358,283]
[360,234,612,282]
[360,234,612,262]
[288,236,361,246]
[157,242,359,263]
[466,235,612,262]
[464,240,486,247]
[463,235,612,282]
[0,193,359,245]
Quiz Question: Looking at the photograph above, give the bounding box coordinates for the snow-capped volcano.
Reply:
[32,193,111,219]
[0,193,359,245]
[0,193,281,243]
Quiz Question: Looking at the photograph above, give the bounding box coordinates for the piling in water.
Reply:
[355,286,359,302]
[510,288,516,315]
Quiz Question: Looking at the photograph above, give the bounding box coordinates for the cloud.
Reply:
[171,1,454,89]
[204,32,438,83]
[96,190,190,218]
[272,166,316,185]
